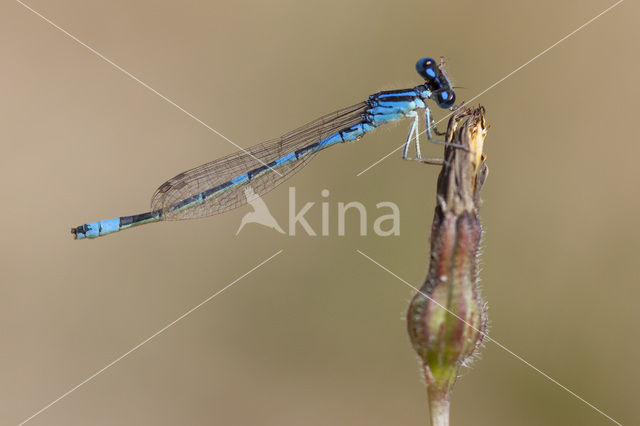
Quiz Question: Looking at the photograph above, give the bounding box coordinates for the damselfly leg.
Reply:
[402,106,465,164]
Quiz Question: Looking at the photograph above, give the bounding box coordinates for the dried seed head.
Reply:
[407,107,489,425]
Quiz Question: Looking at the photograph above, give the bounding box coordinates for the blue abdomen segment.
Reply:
[72,218,120,239]
[72,210,163,239]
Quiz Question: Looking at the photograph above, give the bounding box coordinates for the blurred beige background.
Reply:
[1,0,638,425]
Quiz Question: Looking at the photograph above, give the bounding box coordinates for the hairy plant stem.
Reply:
[427,385,451,426]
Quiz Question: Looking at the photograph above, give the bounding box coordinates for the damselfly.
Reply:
[72,57,456,239]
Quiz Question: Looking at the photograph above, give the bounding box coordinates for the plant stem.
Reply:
[427,385,451,426]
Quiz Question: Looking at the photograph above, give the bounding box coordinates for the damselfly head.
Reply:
[416,57,456,109]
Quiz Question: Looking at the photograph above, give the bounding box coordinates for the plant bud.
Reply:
[407,107,489,425]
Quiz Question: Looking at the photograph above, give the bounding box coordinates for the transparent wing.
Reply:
[151,102,369,220]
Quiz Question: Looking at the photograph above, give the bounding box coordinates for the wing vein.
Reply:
[151,102,369,220]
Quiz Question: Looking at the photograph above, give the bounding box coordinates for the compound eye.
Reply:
[416,57,438,81]
[436,90,456,109]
